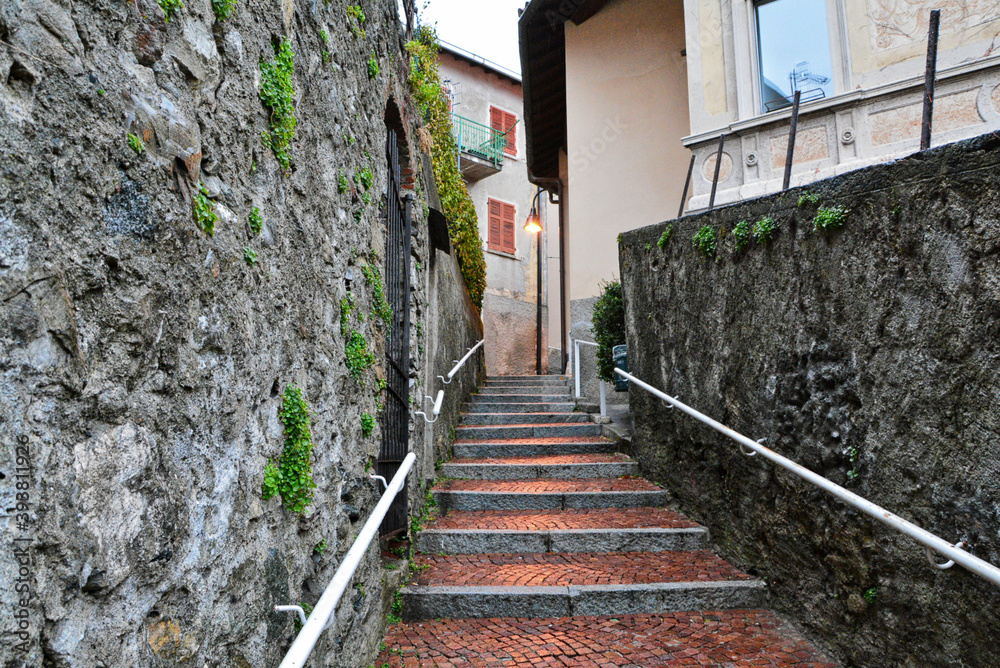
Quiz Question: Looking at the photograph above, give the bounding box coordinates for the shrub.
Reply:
[249,207,263,235]
[752,216,778,244]
[592,281,625,382]
[692,225,717,258]
[732,220,751,253]
[813,206,847,234]
[657,224,673,248]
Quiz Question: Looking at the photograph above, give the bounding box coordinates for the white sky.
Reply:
[419,0,527,74]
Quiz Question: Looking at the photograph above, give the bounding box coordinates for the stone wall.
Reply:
[0,0,482,666]
[619,134,1000,668]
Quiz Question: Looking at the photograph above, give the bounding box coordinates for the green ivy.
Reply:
[249,206,263,235]
[211,0,236,21]
[158,0,183,23]
[262,385,317,514]
[657,224,673,248]
[243,247,258,266]
[406,27,486,308]
[361,413,375,437]
[345,330,375,380]
[732,220,751,253]
[259,38,297,173]
[127,133,145,154]
[592,281,625,382]
[692,225,717,258]
[338,172,349,194]
[193,184,218,237]
[361,263,392,327]
[752,216,778,244]
[367,54,380,79]
[813,206,847,234]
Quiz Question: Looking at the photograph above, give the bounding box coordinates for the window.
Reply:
[487,198,516,254]
[755,0,834,113]
[490,107,517,157]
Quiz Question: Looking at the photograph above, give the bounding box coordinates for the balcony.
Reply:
[451,114,508,181]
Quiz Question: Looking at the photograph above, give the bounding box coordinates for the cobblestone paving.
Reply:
[448,453,632,465]
[411,551,750,587]
[376,611,838,667]
[436,478,659,493]
[425,508,700,531]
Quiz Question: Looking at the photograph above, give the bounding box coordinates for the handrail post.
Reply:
[574,340,581,398]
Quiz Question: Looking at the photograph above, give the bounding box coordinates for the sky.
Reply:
[418,0,527,74]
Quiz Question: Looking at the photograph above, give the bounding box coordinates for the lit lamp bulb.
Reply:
[523,207,542,233]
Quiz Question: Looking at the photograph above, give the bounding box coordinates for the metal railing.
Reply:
[415,340,483,424]
[572,339,606,417]
[615,367,1000,588]
[439,339,484,385]
[275,452,417,668]
[451,114,509,168]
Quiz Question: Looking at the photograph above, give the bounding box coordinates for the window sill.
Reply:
[486,249,519,260]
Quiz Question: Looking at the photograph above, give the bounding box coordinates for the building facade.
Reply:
[439,43,555,375]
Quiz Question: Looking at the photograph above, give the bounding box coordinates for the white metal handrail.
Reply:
[276,452,418,668]
[439,339,484,385]
[572,339,607,416]
[615,367,1000,588]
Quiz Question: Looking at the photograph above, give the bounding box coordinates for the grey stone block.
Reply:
[562,490,667,509]
[460,413,590,425]
[416,527,710,554]
[434,490,665,511]
[439,461,638,480]
[402,586,572,621]
[455,424,600,440]
[569,580,768,616]
[416,530,549,554]
[462,402,577,413]
[471,393,571,403]
[451,441,616,458]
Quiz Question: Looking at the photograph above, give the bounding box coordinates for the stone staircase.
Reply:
[376,375,838,667]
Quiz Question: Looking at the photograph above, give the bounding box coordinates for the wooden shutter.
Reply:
[503,111,517,157]
[501,203,516,254]
[490,107,504,135]
[487,199,502,251]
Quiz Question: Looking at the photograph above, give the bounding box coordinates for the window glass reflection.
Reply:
[756,0,834,112]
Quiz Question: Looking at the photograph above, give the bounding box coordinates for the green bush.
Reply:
[211,0,236,20]
[592,281,625,382]
[406,26,486,308]
[158,0,183,22]
[752,216,778,244]
[813,206,847,234]
[262,385,316,514]
[249,206,263,235]
[345,330,375,380]
[692,225,717,258]
[732,220,751,253]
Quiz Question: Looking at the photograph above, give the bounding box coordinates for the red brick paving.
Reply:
[454,435,611,445]
[410,551,750,587]
[426,508,700,531]
[376,611,838,667]
[460,422,589,429]
[436,478,659,493]
[448,453,632,465]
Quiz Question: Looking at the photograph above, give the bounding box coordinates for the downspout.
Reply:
[529,172,566,373]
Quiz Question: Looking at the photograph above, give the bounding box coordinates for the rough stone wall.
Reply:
[0,0,481,666]
[619,134,1000,668]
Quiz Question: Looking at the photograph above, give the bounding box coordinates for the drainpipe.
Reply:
[528,172,565,374]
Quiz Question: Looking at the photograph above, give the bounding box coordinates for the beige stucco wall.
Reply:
[680,0,1000,209]
[439,53,551,374]
[563,0,691,302]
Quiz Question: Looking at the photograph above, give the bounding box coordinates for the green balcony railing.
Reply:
[451,114,508,169]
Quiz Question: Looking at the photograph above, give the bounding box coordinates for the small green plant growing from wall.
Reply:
[355,166,374,192]
[314,539,327,555]
[262,385,317,514]
[798,191,819,207]
[345,330,375,380]
[347,5,366,37]
[657,224,673,248]
[813,205,847,234]
[193,184,218,237]
[863,587,878,604]
[127,133,145,155]
[367,54,380,79]
[752,216,778,245]
[211,0,236,21]
[243,247,258,266]
[249,206,263,235]
[320,29,329,43]
[158,0,183,23]
[732,220,751,253]
[259,38,297,173]
[361,263,392,327]
[361,412,375,437]
[692,225,717,258]
[338,171,349,194]
[340,295,354,337]
[592,280,625,382]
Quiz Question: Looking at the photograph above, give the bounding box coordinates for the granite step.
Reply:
[462,402,576,413]
[475,386,574,396]
[452,437,618,458]
[483,378,572,387]
[455,423,601,441]
[469,393,572,403]
[400,551,766,620]
[440,454,638,479]
[433,478,667,511]
[486,375,570,381]
[460,412,589,425]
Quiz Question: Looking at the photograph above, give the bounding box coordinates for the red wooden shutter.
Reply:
[501,203,516,254]
[490,107,503,134]
[503,111,517,157]
[487,199,502,251]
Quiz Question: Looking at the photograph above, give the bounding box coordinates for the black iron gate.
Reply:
[378,130,411,537]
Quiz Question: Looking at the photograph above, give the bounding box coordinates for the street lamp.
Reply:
[524,189,543,374]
